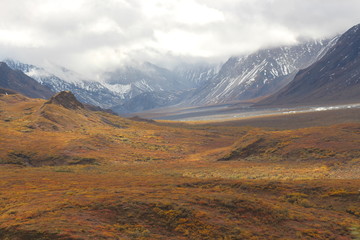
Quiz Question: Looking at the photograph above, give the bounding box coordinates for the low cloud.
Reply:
[1,0,360,78]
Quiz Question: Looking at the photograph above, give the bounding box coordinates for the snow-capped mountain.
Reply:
[258,23,360,106]
[0,62,53,99]
[3,59,218,112]
[103,62,189,99]
[4,59,123,108]
[183,37,338,106]
[105,62,220,113]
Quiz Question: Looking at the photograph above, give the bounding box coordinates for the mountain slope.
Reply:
[184,38,337,106]
[0,62,53,99]
[259,24,360,106]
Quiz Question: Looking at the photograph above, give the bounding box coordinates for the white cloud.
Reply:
[0,0,360,78]
[153,29,217,57]
[142,0,224,25]
[0,28,44,47]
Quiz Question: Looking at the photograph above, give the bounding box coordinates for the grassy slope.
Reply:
[0,94,360,239]
[0,94,233,166]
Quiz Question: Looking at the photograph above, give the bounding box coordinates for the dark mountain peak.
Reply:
[46,91,84,110]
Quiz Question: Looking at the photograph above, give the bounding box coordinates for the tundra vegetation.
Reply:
[0,93,359,239]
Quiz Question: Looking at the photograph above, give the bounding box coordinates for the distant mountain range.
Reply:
[2,59,220,113]
[103,62,219,113]
[2,23,360,114]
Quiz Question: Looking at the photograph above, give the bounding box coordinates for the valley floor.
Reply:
[1,160,360,240]
[133,102,360,122]
[0,94,360,239]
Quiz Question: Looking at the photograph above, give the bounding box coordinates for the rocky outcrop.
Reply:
[46,91,84,110]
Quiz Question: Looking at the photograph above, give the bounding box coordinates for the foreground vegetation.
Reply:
[0,93,359,239]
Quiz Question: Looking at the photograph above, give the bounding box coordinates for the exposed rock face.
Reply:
[46,91,84,110]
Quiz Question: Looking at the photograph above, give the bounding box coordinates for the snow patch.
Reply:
[102,83,131,95]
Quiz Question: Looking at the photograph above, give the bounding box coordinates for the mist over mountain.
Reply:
[3,23,360,115]
[102,62,186,99]
[109,62,221,113]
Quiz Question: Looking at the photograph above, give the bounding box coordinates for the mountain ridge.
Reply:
[183,38,338,106]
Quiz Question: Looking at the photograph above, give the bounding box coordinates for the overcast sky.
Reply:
[1,0,360,79]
